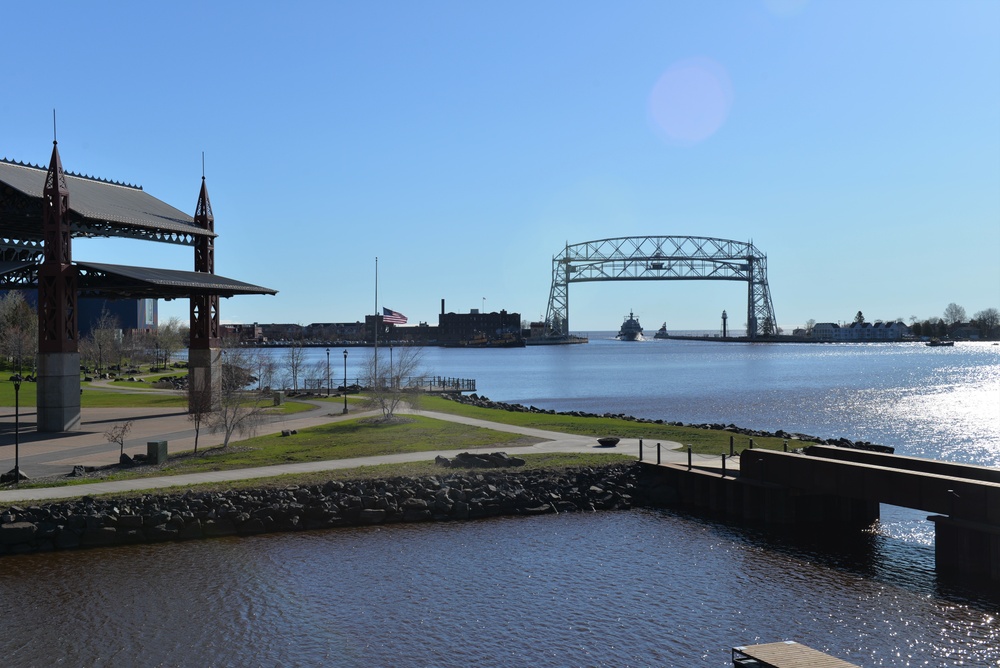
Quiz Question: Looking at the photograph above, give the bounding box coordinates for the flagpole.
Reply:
[374,256,378,386]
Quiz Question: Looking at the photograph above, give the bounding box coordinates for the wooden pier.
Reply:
[733,641,859,667]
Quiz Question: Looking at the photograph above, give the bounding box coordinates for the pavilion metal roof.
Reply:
[76,262,277,299]
[0,158,213,245]
[0,260,276,300]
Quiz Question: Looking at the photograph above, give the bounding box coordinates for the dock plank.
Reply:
[733,641,859,667]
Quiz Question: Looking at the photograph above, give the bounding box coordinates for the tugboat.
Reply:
[925,338,955,347]
[653,322,669,339]
[617,311,643,341]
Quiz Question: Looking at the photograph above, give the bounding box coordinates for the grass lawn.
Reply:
[13,414,543,491]
[415,395,812,454]
[166,415,540,472]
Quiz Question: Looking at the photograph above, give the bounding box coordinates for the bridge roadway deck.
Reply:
[0,402,686,503]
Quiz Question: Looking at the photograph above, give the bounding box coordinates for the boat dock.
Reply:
[733,641,859,667]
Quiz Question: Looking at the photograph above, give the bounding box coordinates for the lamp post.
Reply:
[342,349,348,414]
[326,348,331,397]
[12,374,21,486]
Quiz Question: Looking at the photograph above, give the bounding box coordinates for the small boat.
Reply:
[617,311,643,341]
[925,339,954,347]
[653,322,669,339]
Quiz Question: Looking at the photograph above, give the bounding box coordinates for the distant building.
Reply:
[811,321,909,341]
[950,324,980,340]
[255,322,370,343]
[811,322,842,340]
[221,322,263,343]
[0,290,156,337]
[78,298,157,337]
[438,307,522,345]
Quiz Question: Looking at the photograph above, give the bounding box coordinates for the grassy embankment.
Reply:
[415,395,806,454]
[3,373,810,496]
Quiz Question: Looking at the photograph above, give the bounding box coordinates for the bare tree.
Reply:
[309,359,328,393]
[943,303,967,326]
[208,346,271,448]
[283,339,307,391]
[255,354,277,391]
[360,345,425,420]
[973,308,1000,339]
[86,308,122,377]
[156,316,187,369]
[121,329,149,370]
[187,385,214,454]
[104,420,134,459]
[0,292,37,372]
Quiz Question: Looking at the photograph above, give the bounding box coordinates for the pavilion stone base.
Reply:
[36,352,82,432]
[188,347,222,412]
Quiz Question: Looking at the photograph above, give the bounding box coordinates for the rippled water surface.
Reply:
[3,512,999,666]
[3,340,999,665]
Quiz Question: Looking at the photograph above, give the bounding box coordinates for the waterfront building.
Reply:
[438,307,522,345]
[812,321,909,342]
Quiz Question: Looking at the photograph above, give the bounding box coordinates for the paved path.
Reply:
[0,401,705,503]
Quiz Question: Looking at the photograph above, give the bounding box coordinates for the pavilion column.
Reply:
[36,141,81,432]
[188,177,221,412]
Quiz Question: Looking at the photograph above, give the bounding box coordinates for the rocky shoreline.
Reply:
[0,464,639,556]
[444,393,894,453]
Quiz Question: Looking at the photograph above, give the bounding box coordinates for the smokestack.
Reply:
[441,299,445,315]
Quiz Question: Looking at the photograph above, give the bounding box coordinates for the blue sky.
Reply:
[4,1,998,333]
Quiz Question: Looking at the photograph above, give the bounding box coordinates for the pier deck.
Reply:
[733,641,859,667]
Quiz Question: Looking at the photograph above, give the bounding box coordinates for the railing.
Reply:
[302,376,476,393]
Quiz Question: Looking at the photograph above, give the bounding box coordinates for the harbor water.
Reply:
[2,338,999,666]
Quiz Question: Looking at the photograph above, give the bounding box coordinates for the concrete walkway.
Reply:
[0,400,703,504]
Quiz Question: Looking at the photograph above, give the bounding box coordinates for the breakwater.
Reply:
[0,464,639,556]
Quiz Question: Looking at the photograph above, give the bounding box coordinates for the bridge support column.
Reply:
[930,515,1000,583]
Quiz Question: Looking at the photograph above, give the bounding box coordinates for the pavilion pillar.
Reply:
[188,177,221,412]
[36,141,81,432]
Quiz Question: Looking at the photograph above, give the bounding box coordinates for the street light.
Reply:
[326,348,331,397]
[12,374,21,486]
[342,349,348,414]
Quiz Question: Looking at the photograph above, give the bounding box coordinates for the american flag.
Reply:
[382,307,408,324]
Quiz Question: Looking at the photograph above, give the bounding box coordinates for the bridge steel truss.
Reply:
[543,236,777,340]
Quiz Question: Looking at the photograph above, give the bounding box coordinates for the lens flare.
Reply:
[648,57,734,146]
